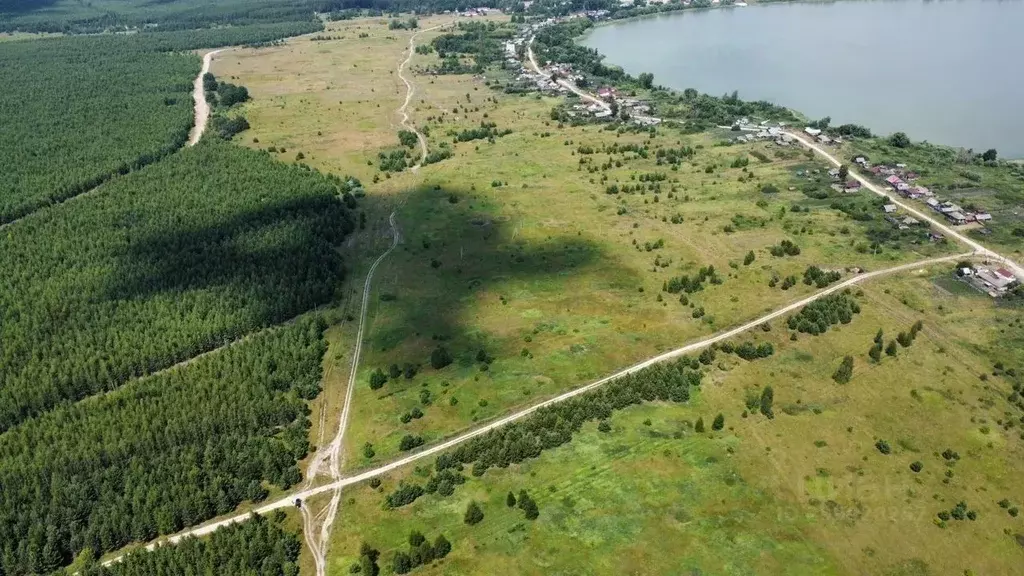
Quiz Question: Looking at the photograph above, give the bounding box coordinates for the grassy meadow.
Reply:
[212,15,1023,576]
[318,266,1024,576]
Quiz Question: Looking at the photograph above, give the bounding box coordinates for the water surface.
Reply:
[582,0,1024,158]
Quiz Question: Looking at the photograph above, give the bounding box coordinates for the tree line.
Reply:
[0,140,357,432]
[77,512,300,576]
[0,319,327,574]
[384,359,704,508]
[0,0,324,34]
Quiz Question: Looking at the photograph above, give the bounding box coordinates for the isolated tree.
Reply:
[521,496,539,520]
[638,72,655,89]
[392,552,412,575]
[408,530,425,547]
[359,543,380,576]
[712,413,725,431]
[369,368,387,390]
[868,343,882,362]
[896,331,913,347]
[389,363,402,379]
[743,251,755,265]
[832,356,854,384]
[362,442,375,459]
[888,132,911,148]
[430,346,453,370]
[885,340,898,357]
[432,535,452,558]
[874,328,884,344]
[597,420,611,432]
[760,386,775,419]
[506,492,517,508]
[694,417,705,433]
[464,501,484,525]
[838,164,849,180]
[982,148,998,162]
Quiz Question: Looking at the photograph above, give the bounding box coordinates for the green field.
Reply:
[320,266,1024,576]
[339,92,959,468]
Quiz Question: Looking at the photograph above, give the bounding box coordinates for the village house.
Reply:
[965,266,1019,297]
[844,180,862,193]
[947,211,967,225]
[883,204,898,214]
[804,127,822,136]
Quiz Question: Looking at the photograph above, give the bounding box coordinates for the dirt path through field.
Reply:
[396,24,450,169]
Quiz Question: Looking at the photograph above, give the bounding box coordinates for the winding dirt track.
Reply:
[301,212,401,576]
[187,49,224,146]
[102,251,971,563]
[397,24,448,169]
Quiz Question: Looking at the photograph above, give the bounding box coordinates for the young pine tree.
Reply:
[711,413,725,431]
[464,501,484,525]
[760,386,775,419]
[885,340,898,357]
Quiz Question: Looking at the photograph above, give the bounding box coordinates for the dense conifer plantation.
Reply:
[0,319,326,574]
[79,513,301,576]
[0,36,197,224]
[0,140,356,431]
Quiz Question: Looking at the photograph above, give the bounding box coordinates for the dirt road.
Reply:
[301,212,401,576]
[187,49,224,146]
[397,24,449,169]
[102,251,970,563]
[788,131,1024,279]
[527,37,610,112]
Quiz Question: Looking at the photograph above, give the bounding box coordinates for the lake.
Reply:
[581,0,1024,158]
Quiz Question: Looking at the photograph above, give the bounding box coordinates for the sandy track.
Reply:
[397,25,448,169]
[187,49,225,146]
[302,212,401,576]
[101,251,971,563]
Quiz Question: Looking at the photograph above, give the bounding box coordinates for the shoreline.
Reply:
[571,4,1024,160]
